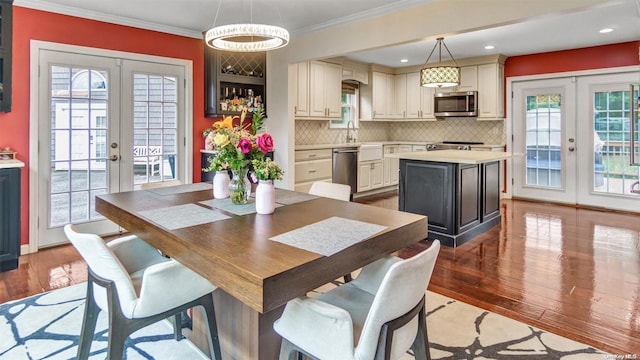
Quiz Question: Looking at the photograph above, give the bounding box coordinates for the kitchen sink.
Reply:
[359,143,383,161]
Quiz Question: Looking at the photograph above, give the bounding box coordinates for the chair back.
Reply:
[355,240,440,360]
[309,181,351,201]
[63,225,138,315]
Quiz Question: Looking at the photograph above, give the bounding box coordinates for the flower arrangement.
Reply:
[251,157,284,181]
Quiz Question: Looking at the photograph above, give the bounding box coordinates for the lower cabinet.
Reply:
[0,167,20,272]
[358,160,383,192]
[399,159,500,247]
[382,145,399,187]
[294,149,332,193]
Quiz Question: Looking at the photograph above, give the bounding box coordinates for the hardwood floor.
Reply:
[1,192,639,356]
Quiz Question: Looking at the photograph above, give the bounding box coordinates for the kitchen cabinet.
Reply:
[399,144,413,153]
[309,61,341,119]
[342,64,368,85]
[371,71,395,119]
[404,72,436,120]
[436,65,477,94]
[383,145,400,187]
[0,167,20,271]
[204,47,266,117]
[294,148,333,192]
[477,62,505,120]
[358,160,383,192]
[293,62,309,117]
[0,0,12,112]
[393,74,407,119]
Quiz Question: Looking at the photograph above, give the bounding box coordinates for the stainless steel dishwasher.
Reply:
[332,147,358,194]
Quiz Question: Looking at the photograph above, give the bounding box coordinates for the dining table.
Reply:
[95,183,427,360]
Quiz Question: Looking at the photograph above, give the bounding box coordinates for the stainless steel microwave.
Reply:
[434,91,478,117]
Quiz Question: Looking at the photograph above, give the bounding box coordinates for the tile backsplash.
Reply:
[295,118,504,145]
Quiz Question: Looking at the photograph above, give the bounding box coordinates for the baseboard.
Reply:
[21,244,33,255]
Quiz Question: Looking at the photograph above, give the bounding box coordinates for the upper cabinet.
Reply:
[293,61,341,120]
[0,0,12,113]
[371,71,395,119]
[405,72,435,120]
[293,62,309,117]
[477,62,505,120]
[204,47,266,117]
[435,65,477,93]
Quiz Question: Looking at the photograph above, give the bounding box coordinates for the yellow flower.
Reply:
[213,133,230,147]
[214,116,234,129]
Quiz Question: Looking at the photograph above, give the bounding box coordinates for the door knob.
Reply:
[568,147,575,152]
[109,155,120,161]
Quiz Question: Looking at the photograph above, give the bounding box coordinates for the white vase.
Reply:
[213,170,230,199]
[255,180,275,214]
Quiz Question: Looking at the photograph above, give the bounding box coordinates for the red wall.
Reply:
[0,7,212,245]
[505,41,640,77]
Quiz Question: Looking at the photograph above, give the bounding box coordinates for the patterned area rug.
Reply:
[0,283,606,359]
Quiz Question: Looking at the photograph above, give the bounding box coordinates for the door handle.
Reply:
[109,155,120,161]
[568,138,575,152]
[568,147,575,152]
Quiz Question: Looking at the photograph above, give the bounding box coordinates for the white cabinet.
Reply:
[383,145,400,187]
[399,144,413,153]
[393,74,407,119]
[436,65,478,93]
[405,72,436,120]
[342,65,368,85]
[371,71,394,119]
[309,61,342,119]
[358,160,383,192]
[477,63,505,120]
[412,144,427,152]
[293,62,309,117]
[294,148,333,193]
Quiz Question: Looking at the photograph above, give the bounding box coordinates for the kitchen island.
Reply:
[389,150,514,247]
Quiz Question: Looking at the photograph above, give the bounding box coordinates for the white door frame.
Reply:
[28,40,194,254]
[505,65,638,199]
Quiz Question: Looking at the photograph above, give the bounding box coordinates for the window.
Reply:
[331,82,358,128]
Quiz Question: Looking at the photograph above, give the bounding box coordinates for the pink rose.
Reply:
[238,138,253,154]
[256,133,274,154]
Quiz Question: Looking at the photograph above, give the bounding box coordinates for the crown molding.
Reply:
[15,0,203,39]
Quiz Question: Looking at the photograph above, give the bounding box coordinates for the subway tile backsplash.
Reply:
[295,118,504,145]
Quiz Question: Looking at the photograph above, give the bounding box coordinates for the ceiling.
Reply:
[17,0,640,68]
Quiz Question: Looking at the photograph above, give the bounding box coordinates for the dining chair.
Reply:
[309,181,354,282]
[309,181,352,202]
[63,225,222,360]
[274,240,441,360]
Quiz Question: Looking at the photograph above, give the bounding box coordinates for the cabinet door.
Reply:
[309,61,327,117]
[383,145,399,186]
[457,164,480,233]
[477,63,504,119]
[294,62,309,117]
[482,161,501,221]
[324,62,342,118]
[394,74,407,119]
[457,65,478,92]
[371,72,387,119]
[385,74,395,119]
[405,72,421,119]
[420,86,435,119]
[0,168,20,271]
[371,161,384,188]
[358,162,372,192]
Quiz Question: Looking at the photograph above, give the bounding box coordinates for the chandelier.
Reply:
[205,1,289,52]
[420,37,460,88]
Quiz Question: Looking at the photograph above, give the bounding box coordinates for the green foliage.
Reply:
[251,105,265,135]
[251,158,284,181]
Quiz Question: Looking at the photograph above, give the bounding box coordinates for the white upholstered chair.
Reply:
[64,225,222,360]
[309,181,352,202]
[274,240,441,360]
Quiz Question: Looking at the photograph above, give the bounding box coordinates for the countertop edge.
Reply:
[0,160,26,169]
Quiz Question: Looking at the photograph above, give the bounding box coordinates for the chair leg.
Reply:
[200,293,223,360]
[278,339,302,360]
[77,282,100,360]
[411,304,431,360]
[173,313,182,341]
[107,311,129,360]
[343,273,353,283]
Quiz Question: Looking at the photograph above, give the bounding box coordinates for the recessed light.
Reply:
[599,28,613,33]
[484,45,495,50]
[400,59,408,63]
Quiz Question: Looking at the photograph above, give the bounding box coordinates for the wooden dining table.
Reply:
[95,184,427,360]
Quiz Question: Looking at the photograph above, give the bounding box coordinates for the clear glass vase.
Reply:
[229,168,250,204]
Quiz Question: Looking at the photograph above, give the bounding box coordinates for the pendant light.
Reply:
[420,37,460,88]
[205,0,289,52]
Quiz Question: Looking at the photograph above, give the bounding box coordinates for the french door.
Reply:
[512,71,640,212]
[35,47,186,248]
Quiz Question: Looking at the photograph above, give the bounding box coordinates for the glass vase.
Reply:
[212,170,230,199]
[255,180,275,214]
[229,168,251,204]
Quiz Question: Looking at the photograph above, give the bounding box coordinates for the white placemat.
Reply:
[146,182,211,195]
[272,189,319,205]
[138,203,230,230]
[199,198,283,215]
[270,216,388,256]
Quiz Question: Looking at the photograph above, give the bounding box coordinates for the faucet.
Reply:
[346,120,356,143]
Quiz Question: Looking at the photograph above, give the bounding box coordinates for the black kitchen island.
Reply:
[390,150,513,247]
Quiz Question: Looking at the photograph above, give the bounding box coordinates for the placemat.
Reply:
[199,198,283,216]
[138,203,229,230]
[271,188,320,205]
[270,216,388,256]
[146,182,211,195]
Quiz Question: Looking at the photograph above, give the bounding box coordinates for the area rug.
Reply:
[1,283,606,359]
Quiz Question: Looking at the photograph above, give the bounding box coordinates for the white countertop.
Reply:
[0,159,25,169]
[295,141,436,151]
[387,150,517,164]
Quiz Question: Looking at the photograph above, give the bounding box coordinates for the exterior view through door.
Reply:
[512,70,639,212]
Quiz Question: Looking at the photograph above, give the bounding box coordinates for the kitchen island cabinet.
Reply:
[0,160,23,271]
[392,150,513,247]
